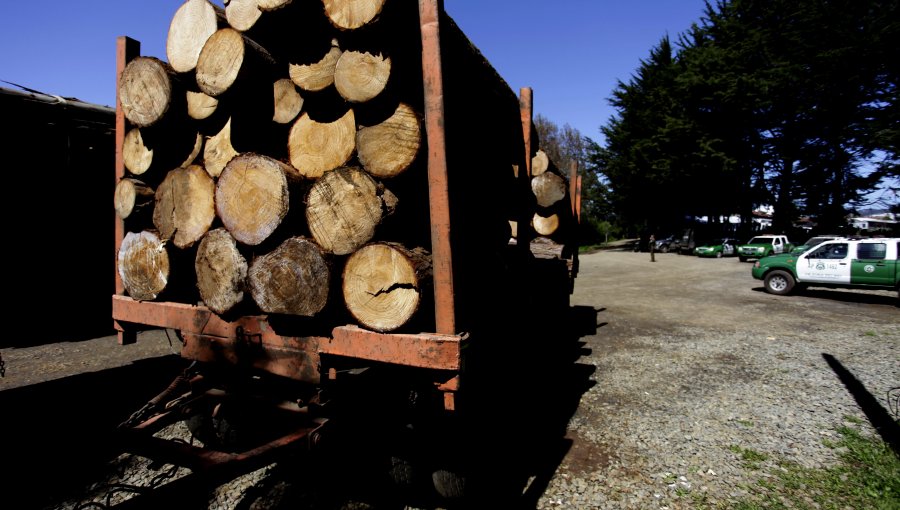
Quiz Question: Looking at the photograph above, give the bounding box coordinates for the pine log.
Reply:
[224,0,262,32]
[123,127,202,176]
[342,242,431,332]
[166,0,227,73]
[334,50,391,103]
[196,27,276,97]
[203,117,239,178]
[257,0,292,10]
[114,178,155,220]
[508,220,518,239]
[531,149,549,176]
[153,164,217,249]
[248,236,330,316]
[356,102,421,178]
[118,57,181,128]
[289,39,342,92]
[187,90,219,120]
[288,110,356,178]
[323,0,386,30]
[528,237,566,260]
[195,228,248,314]
[273,78,304,124]
[118,231,170,301]
[533,212,560,237]
[531,172,567,208]
[216,153,291,246]
[306,166,390,255]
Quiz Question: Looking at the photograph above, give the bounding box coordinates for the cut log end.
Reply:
[115,178,155,220]
[119,57,174,128]
[531,150,549,176]
[195,228,248,315]
[289,42,342,92]
[196,28,247,96]
[306,166,386,255]
[532,172,567,208]
[357,103,421,178]
[334,50,391,103]
[167,0,223,73]
[323,0,386,29]
[533,213,560,237]
[343,243,430,332]
[153,165,217,249]
[288,110,356,178]
[118,231,170,301]
[273,78,304,124]
[123,128,154,175]
[249,237,330,316]
[187,90,219,120]
[224,0,262,31]
[216,153,291,246]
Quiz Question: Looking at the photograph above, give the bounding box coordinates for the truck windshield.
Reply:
[746,237,769,244]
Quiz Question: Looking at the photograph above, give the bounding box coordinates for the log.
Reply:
[196,27,276,97]
[342,242,431,332]
[203,117,239,178]
[287,109,356,178]
[273,78,304,124]
[118,231,170,301]
[224,0,262,32]
[216,153,291,246]
[122,127,202,176]
[166,0,227,73]
[114,178,155,220]
[153,164,217,249]
[531,149,549,176]
[248,236,330,316]
[186,90,219,120]
[533,212,559,237]
[289,39,342,92]
[356,102,421,178]
[118,56,180,127]
[195,228,248,314]
[257,0,292,10]
[306,166,390,255]
[531,172,567,208]
[334,50,391,103]
[323,0,386,30]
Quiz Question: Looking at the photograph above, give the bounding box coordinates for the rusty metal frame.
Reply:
[115,36,139,346]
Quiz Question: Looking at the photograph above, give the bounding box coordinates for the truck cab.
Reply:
[737,235,792,262]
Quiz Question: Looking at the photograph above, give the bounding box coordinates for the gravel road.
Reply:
[2,248,897,509]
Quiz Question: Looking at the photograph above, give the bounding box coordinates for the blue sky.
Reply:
[0,0,709,145]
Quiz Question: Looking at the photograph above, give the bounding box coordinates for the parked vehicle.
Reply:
[737,235,793,262]
[751,238,899,297]
[654,235,679,253]
[790,235,842,254]
[693,238,739,258]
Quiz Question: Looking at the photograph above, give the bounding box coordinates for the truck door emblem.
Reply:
[864,265,875,273]
[816,262,825,270]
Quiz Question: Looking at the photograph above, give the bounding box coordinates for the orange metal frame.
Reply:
[113,1,467,408]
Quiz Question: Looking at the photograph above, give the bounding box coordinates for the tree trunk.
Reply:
[203,117,239,178]
[118,56,182,128]
[153,164,217,249]
[334,50,391,103]
[118,231,170,301]
[273,78,304,124]
[306,166,392,255]
[195,228,248,315]
[248,236,330,316]
[215,153,291,246]
[289,39,342,92]
[323,0,386,30]
[114,178,155,220]
[196,27,276,97]
[287,109,356,178]
[531,172,567,208]
[166,0,227,73]
[342,242,431,332]
[356,102,421,178]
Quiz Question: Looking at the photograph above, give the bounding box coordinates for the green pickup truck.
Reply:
[751,238,900,297]
[737,235,793,262]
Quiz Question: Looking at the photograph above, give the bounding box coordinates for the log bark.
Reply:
[289,39,342,92]
[533,212,559,237]
[323,0,386,30]
[203,117,239,178]
[531,149,549,176]
[195,228,248,314]
[153,164,217,249]
[334,50,391,103]
[287,110,356,178]
[166,0,227,73]
[356,102,421,178]
[118,231,170,301]
[216,153,291,246]
[122,127,202,176]
[342,242,431,332]
[306,166,391,255]
[531,171,567,208]
[248,236,330,316]
[114,178,155,220]
[118,56,181,127]
[187,90,219,120]
[273,78,304,124]
[196,27,276,97]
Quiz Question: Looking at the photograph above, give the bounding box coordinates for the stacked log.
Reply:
[116,0,539,333]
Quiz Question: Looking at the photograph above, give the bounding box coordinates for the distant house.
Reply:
[848,213,898,233]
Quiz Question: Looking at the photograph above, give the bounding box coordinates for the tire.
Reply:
[660,245,669,253]
[764,270,795,295]
[715,251,723,258]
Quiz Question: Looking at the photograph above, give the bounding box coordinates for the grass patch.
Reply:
[729,445,769,469]
[737,419,755,427]
[863,330,878,337]
[732,422,900,509]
